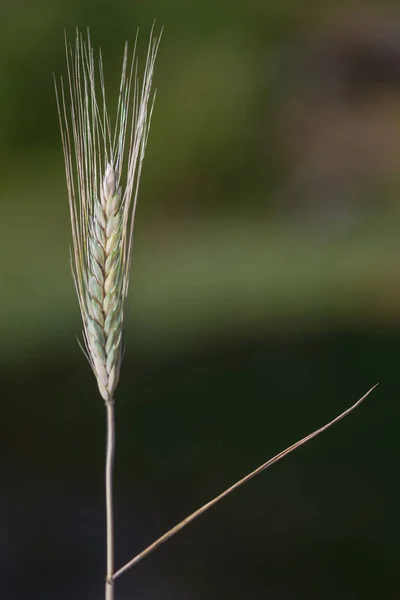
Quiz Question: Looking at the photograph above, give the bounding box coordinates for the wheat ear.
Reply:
[55,27,160,600]
[55,28,160,402]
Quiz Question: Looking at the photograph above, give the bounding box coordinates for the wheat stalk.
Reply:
[113,384,377,579]
[55,27,160,600]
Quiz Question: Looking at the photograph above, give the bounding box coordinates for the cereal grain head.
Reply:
[55,28,160,401]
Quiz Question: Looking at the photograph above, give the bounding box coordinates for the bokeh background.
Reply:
[2,1,399,598]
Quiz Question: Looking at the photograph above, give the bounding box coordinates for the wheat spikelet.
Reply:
[55,28,160,402]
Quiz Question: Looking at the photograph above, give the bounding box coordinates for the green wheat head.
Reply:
[55,28,160,402]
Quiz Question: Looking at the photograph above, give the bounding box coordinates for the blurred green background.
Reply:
[3,1,400,598]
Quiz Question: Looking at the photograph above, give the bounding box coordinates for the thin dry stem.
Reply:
[105,400,115,600]
[113,384,378,580]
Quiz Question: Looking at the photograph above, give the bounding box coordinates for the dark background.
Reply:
[2,1,399,598]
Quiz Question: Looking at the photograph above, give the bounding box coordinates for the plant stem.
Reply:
[105,399,115,600]
[112,384,377,580]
